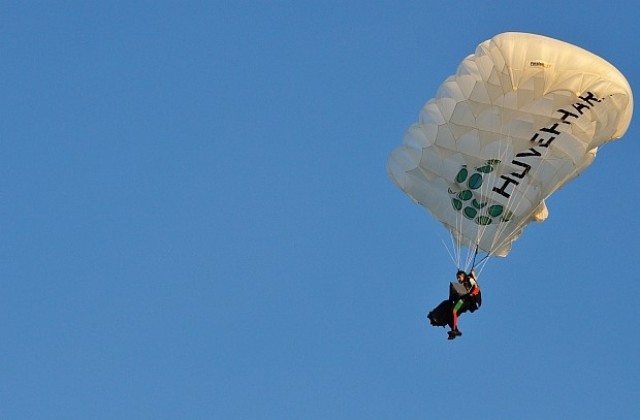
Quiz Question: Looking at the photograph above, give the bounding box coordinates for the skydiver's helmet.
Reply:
[456,270,467,280]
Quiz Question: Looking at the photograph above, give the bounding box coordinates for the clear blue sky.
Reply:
[2,1,639,419]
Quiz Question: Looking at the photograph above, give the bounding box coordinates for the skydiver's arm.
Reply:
[468,271,480,296]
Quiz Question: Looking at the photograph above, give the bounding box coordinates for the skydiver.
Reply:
[448,269,481,340]
[426,268,482,340]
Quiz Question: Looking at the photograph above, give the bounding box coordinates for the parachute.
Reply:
[387,32,633,266]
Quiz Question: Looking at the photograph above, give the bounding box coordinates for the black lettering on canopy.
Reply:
[516,148,542,158]
[540,123,561,135]
[579,92,601,106]
[531,132,556,148]
[573,101,591,115]
[557,108,580,124]
[511,161,531,179]
[489,92,604,201]
[492,175,520,199]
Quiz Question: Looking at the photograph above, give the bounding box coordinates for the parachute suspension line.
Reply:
[454,240,491,273]
[453,228,466,270]
[479,137,513,255]
[441,234,459,268]
[469,243,490,273]
[488,127,516,253]
[472,66,514,257]
[485,93,524,256]
[444,225,471,271]
[471,244,479,268]
[471,92,546,257]
[439,224,467,271]
[491,142,555,254]
[474,252,490,269]
[449,122,515,264]
[450,179,465,268]
[457,244,477,273]
[466,130,512,258]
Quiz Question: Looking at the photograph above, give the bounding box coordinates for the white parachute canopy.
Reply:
[387,32,633,262]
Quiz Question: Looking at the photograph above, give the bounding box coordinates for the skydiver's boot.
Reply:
[447,329,462,340]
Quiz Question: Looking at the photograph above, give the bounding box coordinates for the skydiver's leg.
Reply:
[451,299,465,333]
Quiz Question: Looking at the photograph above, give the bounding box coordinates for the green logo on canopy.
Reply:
[449,160,513,226]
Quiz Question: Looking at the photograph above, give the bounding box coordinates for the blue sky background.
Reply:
[2,1,639,419]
